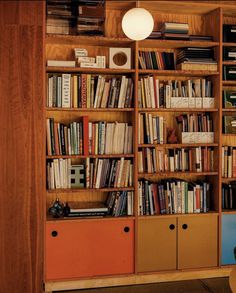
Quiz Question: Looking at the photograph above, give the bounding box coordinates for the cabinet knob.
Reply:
[51,230,58,237]
[124,226,130,233]
[182,224,188,230]
[169,224,175,230]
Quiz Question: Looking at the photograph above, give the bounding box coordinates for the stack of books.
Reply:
[138,113,166,145]
[223,24,236,43]
[223,47,236,61]
[138,147,214,174]
[47,74,133,109]
[222,146,236,178]
[106,191,134,216]
[138,77,214,109]
[138,50,175,70]
[160,22,189,40]
[223,66,236,80]
[138,179,211,215]
[147,31,162,39]
[223,116,236,134]
[223,91,236,108]
[222,182,236,210]
[77,0,105,36]
[176,47,217,71]
[46,0,76,35]
[65,202,108,217]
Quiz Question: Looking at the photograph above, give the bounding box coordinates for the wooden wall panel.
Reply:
[0,2,45,293]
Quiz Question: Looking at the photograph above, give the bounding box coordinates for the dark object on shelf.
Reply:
[147,31,162,39]
[48,198,64,218]
[223,24,236,43]
[189,35,213,41]
[223,47,236,61]
[223,66,236,81]
[223,116,236,134]
[167,128,178,144]
[223,91,236,108]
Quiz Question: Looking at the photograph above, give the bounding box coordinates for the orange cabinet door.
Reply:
[45,219,134,280]
[137,218,177,272]
[178,214,218,269]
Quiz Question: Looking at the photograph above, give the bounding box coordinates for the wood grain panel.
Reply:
[0,2,45,293]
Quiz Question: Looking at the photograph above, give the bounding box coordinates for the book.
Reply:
[176,62,217,71]
[223,24,236,43]
[223,91,236,108]
[223,66,236,80]
[47,60,76,67]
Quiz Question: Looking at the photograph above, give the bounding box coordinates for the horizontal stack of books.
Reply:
[176,47,217,71]
[138,179,211,215]
[223,24,236,43]
[138,77,214,109]
[160,22,189,40]
[138,147,214,174]
[138,113,166,145]
[47,74,133,108]
[106,191,134,216]
[46,118,133,156]
[46,0,76,35]
[47,158,133,190]
[223,47,236,61]
[222,146,236,178]
[223,116,236,134]
[223,91,236,108]
[65,202,108,217]
[77,0,105,36]
[223,66,236,80]
[138,50,175,70]
[222,182,236,210]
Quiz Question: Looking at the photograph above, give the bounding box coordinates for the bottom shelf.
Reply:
[44,267,231,292]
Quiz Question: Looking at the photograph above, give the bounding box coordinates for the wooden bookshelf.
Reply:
[43,1,236,292]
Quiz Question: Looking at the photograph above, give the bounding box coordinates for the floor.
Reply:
[58,277,232,293]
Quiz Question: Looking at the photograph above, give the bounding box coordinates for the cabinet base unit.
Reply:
[45,219,134,280]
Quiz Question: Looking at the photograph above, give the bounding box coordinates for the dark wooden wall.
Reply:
[0,2,45,293]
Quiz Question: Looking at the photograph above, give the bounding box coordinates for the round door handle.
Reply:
[124,226,130,233]
[169,224,175,230]
[182,224,188,230]
[51,230,58,237]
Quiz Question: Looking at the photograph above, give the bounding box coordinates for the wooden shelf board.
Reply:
[46,67,135,74]
[223,42,236,47]
[223,61,236,65]
[222,210,236,215]
[46,34,134,46]
[47,187,135,193]
[47,154,134,159]
[138,172,218,178]
[138,143,218,148]
[222,134,236,136]
[222,108,236,112]
[139,39,219,49]
[138,212,219,219]
[222,178,236,183]
[138,108,218,113]
[223,81,236,86]
[46,107,134,112]
[138,69,219,76]
[47,216,135,222]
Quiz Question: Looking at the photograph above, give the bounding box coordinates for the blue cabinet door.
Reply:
[222,215,236,265]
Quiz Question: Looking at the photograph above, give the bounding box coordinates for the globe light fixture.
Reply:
[122,7,154,41]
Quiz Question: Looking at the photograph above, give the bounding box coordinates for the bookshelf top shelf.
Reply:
[139,69,219,77]
[46,67,136,74]
[46,34,134,46]
[139,39,219,49]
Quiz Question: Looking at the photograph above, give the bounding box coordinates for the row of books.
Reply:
[138,113,166,145]
[138,77,214,109]
[47,74,133,108]
[222,182,236,210]
[222,146,236,178]
[138,147,215,174]
[106,191,133,217]
[176,113,213,133]
[138,180,211,215]
[47,158,133,190]
[46,118,133,156]
[138,51,175,70]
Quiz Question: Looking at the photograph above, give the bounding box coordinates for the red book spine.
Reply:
[83,116,89,156]
[81,74,87,108]
[152,184,160,214]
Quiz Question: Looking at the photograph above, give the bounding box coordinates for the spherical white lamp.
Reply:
[122,8,154,41]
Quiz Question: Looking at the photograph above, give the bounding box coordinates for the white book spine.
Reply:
[62,74,71,108]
